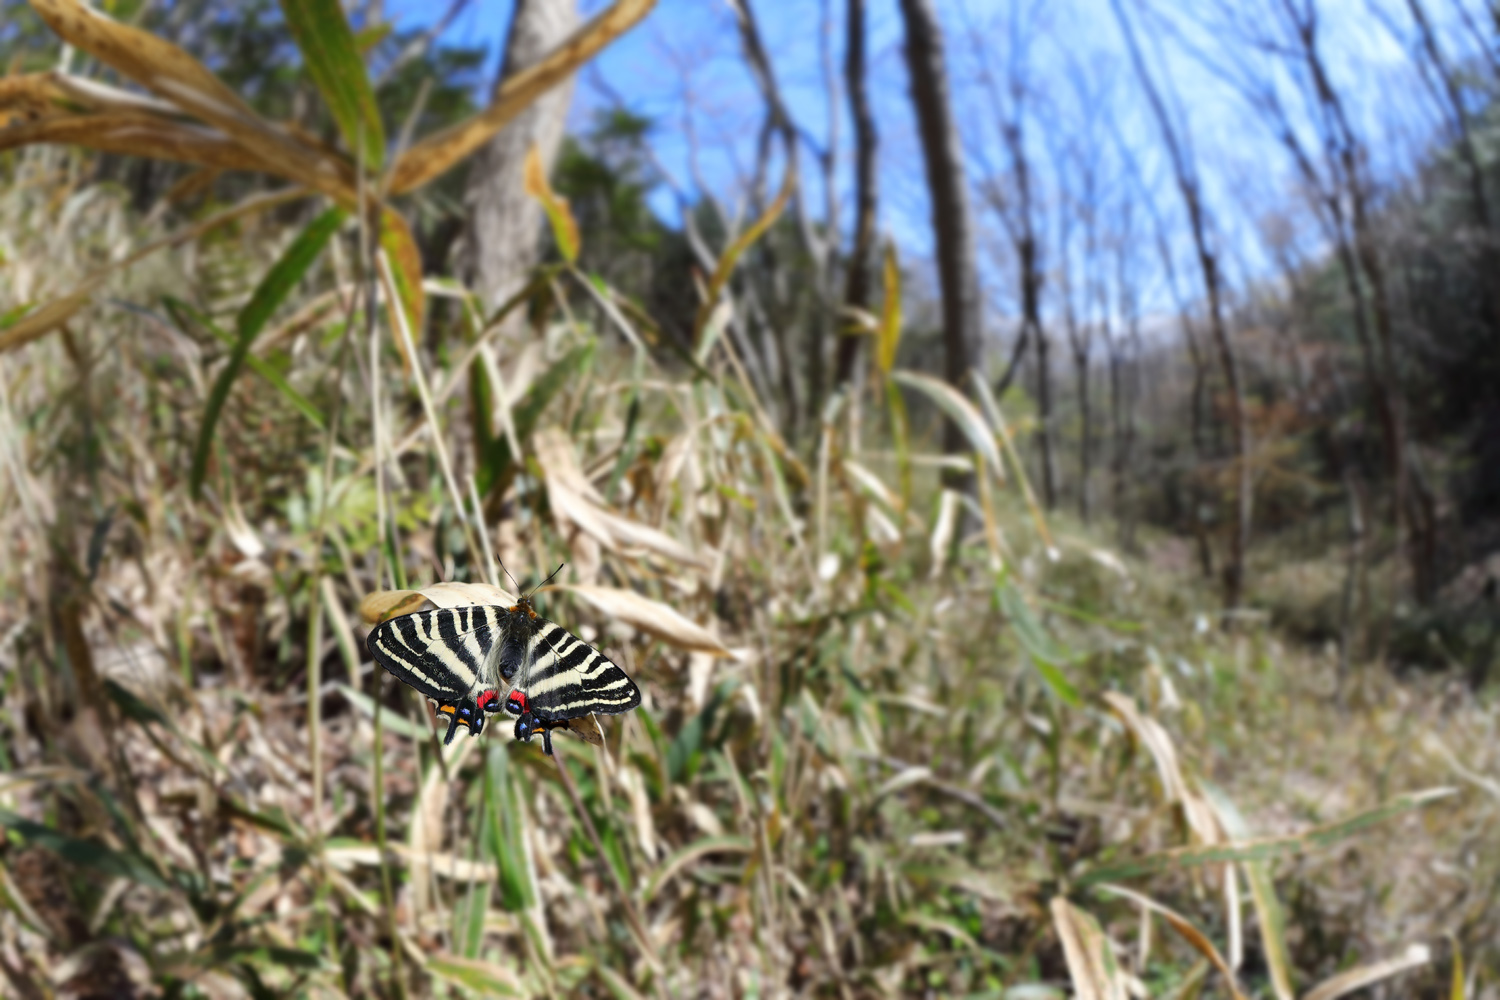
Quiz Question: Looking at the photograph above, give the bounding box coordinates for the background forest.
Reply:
[0,0,1497,997]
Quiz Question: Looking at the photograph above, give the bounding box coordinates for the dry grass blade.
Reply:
[30,0,352,197]
[1094,884,1247,1000]
[1077,788,1458,886]
[0,285,96,355]
[0,112,281,174]
[1102,691,1219,843]
[891,370,1002,475]
[1049,897,1129,1000]
[642,835,753,902]
[551,584,730,656]
[388,0,657,193]
[1301,943,1432,1000]
[1202,783,1295,1000]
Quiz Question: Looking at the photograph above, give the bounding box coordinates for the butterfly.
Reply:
[366,571,640,754]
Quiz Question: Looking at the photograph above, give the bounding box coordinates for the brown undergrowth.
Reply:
[0,151,1496,1000]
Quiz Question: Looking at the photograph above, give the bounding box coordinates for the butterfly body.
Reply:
[367,592,641,752]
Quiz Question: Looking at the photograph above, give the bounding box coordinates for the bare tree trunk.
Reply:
[1035,319,1058,509]
[897,0,983,464]
[1115,0,1251,610]
[461,0,579,313]
[836,0,878,388]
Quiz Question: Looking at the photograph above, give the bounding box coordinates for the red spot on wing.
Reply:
[476,690,500,712]
[505,690,529,715]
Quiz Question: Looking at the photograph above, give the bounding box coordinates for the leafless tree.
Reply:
[898,0,984,467]
[1114,0,1254,610]
[462,0,579,312]
[969,1,1054,506]
[836,0,879,389]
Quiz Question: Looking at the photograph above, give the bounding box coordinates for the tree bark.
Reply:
[836,0,878,388]
[461,0,579,313]
[897,0,983,463]
[1114,0,1251,609]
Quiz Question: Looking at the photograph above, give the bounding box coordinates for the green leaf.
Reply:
[280,0,385,168]
[0,809,169,889]
[997,579,1079,706]
[692,171,791,348]
[426,952,524,996]
[486,746,537,912]
[190,207,345,497]
[1076,787,1456,887]
[1201,781,1294,1000]
[177,304,326,431]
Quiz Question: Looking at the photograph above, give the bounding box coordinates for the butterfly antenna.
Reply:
[539,562,566,590]
[497,558,522,595]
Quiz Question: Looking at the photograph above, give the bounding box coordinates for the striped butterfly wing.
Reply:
[521,619,642,722]
[368,605,513,742]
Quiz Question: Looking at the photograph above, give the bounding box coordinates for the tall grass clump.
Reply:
[0,2,1497,998]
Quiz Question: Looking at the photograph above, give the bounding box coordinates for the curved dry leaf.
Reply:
[418,581,518,609]
[0,112,272,172]
[1093,885,1248,1000]
[31,0,352,198]
[891,370,1003,474]
[551,584,729,656]
[545,475,618,551]
[357,590,427,624]
[359,581,519,625]
[1049,897,1129,1000]
[1103,691,1220,844]
[1302,944,1431,1000]
[389,0,656,193]
[592,506,708,570]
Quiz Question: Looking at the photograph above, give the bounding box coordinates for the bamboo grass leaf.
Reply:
[1076,787,1457,886]
[892,369,1003,474]
[1090,885,1247,1000]
[190,206,345,497]
[1302,944,1432,1000]
[642,835,753,902]
[692,166,792,346]
[388,0,657,193]
[524,144,580,263]
[425,952,525,996]
[1201,781,1295,1000]
[379,208,426,354]
[997,579,1080,706]
[29,0,353,199]
[876,242,902,374]
[279,0,385,170]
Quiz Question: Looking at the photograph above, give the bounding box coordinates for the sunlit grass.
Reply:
[0,155,1493,999]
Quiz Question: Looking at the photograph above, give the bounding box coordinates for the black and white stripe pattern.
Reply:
[523,621,641,721]
[366,595,641,748]
[368,604,503,705]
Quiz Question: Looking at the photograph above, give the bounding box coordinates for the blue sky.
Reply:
[385,0,1468,327]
